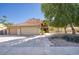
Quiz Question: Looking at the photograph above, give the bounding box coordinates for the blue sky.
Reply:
[0,3,44,24]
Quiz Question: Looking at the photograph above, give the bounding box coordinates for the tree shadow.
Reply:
[48,33,79,46]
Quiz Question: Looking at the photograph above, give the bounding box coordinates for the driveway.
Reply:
[0,34,79,55]
[0,35,50,47]
[0,35,50,55]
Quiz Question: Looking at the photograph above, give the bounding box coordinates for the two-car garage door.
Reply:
[21,26,40,35]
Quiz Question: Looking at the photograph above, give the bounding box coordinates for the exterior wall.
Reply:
[8,26,40,35]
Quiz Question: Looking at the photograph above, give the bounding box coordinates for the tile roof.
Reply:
[15,18,43,26]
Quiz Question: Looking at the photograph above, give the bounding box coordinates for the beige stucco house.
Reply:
[0,24,7,35]
[7,18,42,35]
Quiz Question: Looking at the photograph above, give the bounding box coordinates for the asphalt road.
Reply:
[0,34,79,55]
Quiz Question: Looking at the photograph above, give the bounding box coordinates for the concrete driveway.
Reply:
[0,35,50,47]
[0,34,79,55]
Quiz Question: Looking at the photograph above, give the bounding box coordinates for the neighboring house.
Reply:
[7,18,42,35]
[0,24,7,35]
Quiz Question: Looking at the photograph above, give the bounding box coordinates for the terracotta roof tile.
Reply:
[15,18,43,26]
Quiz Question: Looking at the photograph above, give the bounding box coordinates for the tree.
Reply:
[41,20,49,33]
[0,16,13,26]
[41,3,79,34]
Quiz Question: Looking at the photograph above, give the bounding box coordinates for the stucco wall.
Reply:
[8,26,40,35]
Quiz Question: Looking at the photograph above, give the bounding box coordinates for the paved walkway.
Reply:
[0,33,79,55]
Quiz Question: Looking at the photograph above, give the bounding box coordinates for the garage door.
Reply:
[9,28,17,35]
[21,27,40,35]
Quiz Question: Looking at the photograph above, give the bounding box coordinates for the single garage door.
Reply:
[9,28,17,35]
[21,26,40,35]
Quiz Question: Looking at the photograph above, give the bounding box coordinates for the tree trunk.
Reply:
[70,24,76,34]
[64,27,67,34]
[57,27,60,32]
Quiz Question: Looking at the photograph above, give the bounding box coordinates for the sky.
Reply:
[0,3,44,24]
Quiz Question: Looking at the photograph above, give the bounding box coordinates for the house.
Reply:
[7,18,43,35]
[0,24,7,35]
